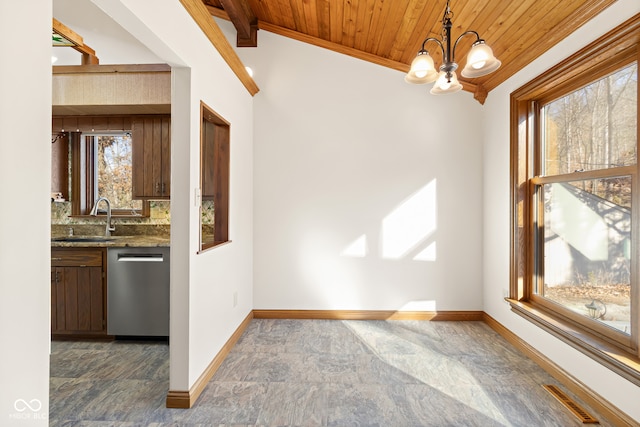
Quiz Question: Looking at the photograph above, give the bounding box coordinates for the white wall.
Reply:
[0,1,51,425]
[53,0,163,65]
[483,0,640,421]
[234,26,485,312]
[55,0,255,393]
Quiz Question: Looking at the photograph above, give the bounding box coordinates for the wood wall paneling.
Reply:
[51,132,69,199]
[52,116,134,133]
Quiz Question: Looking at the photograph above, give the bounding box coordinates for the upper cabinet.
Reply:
[132,116,171,199]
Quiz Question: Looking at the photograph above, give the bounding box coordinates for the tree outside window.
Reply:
[537,64,637,336]
[95,134,142,213]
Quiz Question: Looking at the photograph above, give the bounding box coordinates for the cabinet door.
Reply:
[132,116,171,199]
[51,249,106,337]
[51,266,105,335]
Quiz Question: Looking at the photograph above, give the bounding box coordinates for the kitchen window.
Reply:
[510,15,640,382]
[70,130,149,217]
[94,133,142,213]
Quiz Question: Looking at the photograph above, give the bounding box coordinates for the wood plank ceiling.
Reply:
[204,0,617,103]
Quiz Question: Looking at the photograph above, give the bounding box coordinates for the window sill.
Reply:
[507,299,640,386]
[197,240,232,254]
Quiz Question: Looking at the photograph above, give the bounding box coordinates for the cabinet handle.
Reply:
[52,257,62,261]
[155,182,160,194]
[162,182,166,194]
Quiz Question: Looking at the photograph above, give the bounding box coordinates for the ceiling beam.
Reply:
[52,18,83,46]
[206,5,411,73]
[215,0,257,47]
[179,0,259,96]
[205,5,487,103]
[53,18,99,65]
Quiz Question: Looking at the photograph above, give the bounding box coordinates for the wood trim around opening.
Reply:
[179,0,259,96]
[507,299,640,386]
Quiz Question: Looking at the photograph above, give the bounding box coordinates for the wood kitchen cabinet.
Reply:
[132,115,171,199]
[51,248,107,338]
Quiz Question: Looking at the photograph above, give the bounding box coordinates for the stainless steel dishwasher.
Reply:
[107,247,170,337]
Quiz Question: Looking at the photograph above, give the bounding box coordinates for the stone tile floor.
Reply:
[50,319,612,426]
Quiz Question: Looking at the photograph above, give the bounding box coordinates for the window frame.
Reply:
[198,101,230,252]
[70,130,150,218]
[509,14,640,384]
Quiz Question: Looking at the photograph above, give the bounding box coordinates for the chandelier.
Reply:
[405,0,501,94]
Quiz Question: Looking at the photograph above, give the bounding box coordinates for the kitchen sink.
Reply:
[51,236,114,243]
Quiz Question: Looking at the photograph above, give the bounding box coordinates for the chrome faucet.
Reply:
[90,197,115,237]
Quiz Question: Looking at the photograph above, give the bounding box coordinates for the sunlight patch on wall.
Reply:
[399,300,437,311]
[382,180,437,259]
[413,242,436,261]
[341,234,368,258]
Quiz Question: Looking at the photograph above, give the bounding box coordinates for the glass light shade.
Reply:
[461,41,501,78]
[430,71,462,94]
[404,51,438,84]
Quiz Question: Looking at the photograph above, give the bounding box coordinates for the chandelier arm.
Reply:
[420,37,445,56]
[452,30,481,63]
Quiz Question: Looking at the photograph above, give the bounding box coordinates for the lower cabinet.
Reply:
[51,248,107,338]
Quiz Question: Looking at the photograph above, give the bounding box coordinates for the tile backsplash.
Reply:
[51,200,171,225]
[52,200,213,238]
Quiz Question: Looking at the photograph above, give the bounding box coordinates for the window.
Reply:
[70,127,149,217]
[510,15,640,381]
[94,133,142,213]
[199,101,230,251]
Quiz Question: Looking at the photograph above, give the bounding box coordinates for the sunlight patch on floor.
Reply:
[343,320,510,425]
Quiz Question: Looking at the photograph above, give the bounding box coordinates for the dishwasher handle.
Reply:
[117,253,164,262]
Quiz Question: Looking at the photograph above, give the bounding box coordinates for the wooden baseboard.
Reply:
[483,313,637,427]
[252,309,484,321]
[165,311,253,409]
[165,390,192,409]
[165,309,479,408]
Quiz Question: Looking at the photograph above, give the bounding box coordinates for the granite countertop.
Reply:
[51,224,170,248]
[51,235,170,248]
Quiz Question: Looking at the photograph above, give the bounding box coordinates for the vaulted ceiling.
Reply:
[203,0,616,103]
